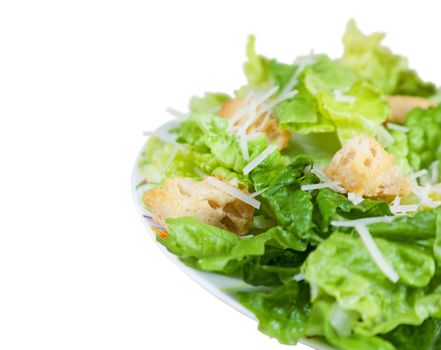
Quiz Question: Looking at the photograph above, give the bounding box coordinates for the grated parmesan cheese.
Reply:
[333,89,356,103]
[227,92,255,132]
[355,225,399,283]
[293,273,305,282]
[304,165,312,175]
[391,196,401,207]
[410,179,440,208]
[376,126,395,148]
[331,216,395,227]
[386,122,409,133]
[206,177,261,209]
[239,129,250,161]
[250,187,268,198]
[243,144,278,175]
[258,89,298,114]
[390,204,420,214]
[348,192,364,205]
[238,87,279,133]
[301,182,342,191]
[256,112,271,132]
[311,164,346,193]
[246,132,264,141]
[410,169,428,179]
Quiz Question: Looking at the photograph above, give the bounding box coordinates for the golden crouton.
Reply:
[219,98,291,149]
[325,135,411,198]
[386,95,435,124]
[143,177,254,235]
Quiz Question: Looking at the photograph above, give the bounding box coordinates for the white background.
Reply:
[1,1,440,349]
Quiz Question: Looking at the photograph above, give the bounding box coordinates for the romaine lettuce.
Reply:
[406,105,441,177]
[158,217,306,274]
[138,136,218,182]
[303,232,437,336]
[341,19,435,96]
[306,300,396,350]
[238,281,311,345]
[382,318,441,350]
[243,37,390,144]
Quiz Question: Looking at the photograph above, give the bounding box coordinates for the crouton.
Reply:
[143,177,254,235]
[219,98,291,149]
[386,95,435,124]
[325,135,411,198]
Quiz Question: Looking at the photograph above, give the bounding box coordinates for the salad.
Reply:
[137,20,441,350]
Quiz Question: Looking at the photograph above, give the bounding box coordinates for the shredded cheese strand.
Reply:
[256,112,271,131]
[311,164,346,193]
[236,87,279,134]
[243,144,278,175]
[246,132,264,141]
[410,169,428,179]
[293,273,305,282]
[250,187,268,198]
[258,89,298,114]
[331,216,395,227]
[227,92,255,132]
[348,192,364,205]
[355,225,399,283]
[206,177,260,209]
[301,182,342,191]
[390,204,420,214]
[239,129,249,161]
[386,122,409,133]
[333,89,356,103]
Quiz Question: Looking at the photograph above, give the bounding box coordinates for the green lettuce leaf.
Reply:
[386,129,413,175]
[341,19,435,96]
[382,318,441,350]
[433,207,441,266]
[405,105,441,176]
[158,217,306,274]
[314,188,391,234]
[238,281,311,345]
[242,246,312,286]
[306,300,396,350]
[272,55,389,144]
[256,156,320,242]
[243,36,389,145]
[315,80,390,143]
[395,70,437,97]
[368,209,438,244]
[282,132,341,166]
[254,158,391,244]
[274,86,319,127]
[243,35,270,87]
[138,136,218,182]
[304,55,356,95]
[303,232,436,336]
[177,113,285,177]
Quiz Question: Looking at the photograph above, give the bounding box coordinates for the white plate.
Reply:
[132,134,334,350]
